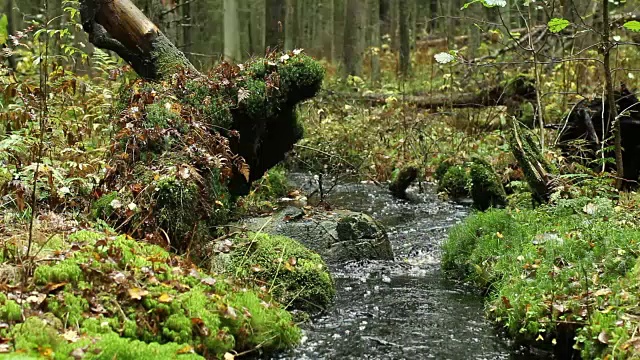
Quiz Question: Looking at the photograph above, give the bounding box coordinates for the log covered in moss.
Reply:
[95,52,324,252]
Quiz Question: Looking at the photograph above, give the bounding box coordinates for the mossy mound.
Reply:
[0,230,300,359]
[442,197,640,358]
[216,232,335,313]
[96,51,324,251]
[437,165,470,198]
[469,158,507,210]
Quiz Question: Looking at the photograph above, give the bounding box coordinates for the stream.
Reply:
[274,174,548,360]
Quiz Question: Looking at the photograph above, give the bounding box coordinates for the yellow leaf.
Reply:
[496,232,504,239]
[40,348,54,357]
[158,293,174,303]
[128,287,149,300]
[176,345,194,354]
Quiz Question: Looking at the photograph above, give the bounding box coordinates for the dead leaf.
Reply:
[158,293,173,303]
[128,288,149,300]
[201,277,216,286]
[594,288,612,297]
[70,347,85,359]
[552,303,565,314]
[26,293,46,305]
[224,352,235,360]
[598,331,609,344]
[44,282,68,293]
[0,344,9,353]
[63,330,80,343]
[111,272,127,284]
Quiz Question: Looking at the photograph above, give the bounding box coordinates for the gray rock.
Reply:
[240,207,394,263]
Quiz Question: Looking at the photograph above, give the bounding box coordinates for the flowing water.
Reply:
[274,175,549,360]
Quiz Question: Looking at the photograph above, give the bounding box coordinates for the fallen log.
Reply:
[80,0,196,80]
[331,75,536,110]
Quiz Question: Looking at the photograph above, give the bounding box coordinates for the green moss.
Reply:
[47,291,89,327]
[3,228,301,359]
[469,158,507,211]
[0,167,11,195]
[0,299,22,322]
[438,165,470,198]
[145,103,179,129]
[8,317,205,360]
[92,192,119,220]
[442,199,640,356]
[225,232,335,313]
[33,259,83,285]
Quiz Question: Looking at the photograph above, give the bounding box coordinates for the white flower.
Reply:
[434,52,455,64]
[486,0,507,6]
[279,54,290,62]
[293,48,303,55]
[613,35,621,42]
[629,73,635,79]
[110,199,122,209]
[127,203,137,211]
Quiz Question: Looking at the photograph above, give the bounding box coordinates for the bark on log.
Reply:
[81,0,196,80]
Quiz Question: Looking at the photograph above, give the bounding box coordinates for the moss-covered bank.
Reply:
[0,230,301,359]
[442,197,640,358]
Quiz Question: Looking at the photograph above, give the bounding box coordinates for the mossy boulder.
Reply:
[438,165,470,198]
[469,158,507,211]
[239,208,394,263]
[215,232,335,313]
[1,229,300,359]
[95,51,324,251]
[389,166,418,198]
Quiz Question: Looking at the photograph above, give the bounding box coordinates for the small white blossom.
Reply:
[127,203,137,211]
[293,48,303,55]
[486,0,507,6]
[280,54,290,62]
[434,52,455,64]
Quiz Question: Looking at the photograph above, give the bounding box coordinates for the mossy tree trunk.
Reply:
[80,0,196,80]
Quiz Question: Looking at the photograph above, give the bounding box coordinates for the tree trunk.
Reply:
[223,0,241,62]
[602,0,624,188]
[343,0,364,77]
[81,0,195,80]
[398,0,411,77]
[265,0,285,50]
[369,0,381,84]
[319,0,334,61]
[284,0,297,50]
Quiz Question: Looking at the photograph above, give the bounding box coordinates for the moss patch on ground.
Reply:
[1,229,300,359]
[442,197,640,358]
[215,232,335,314]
